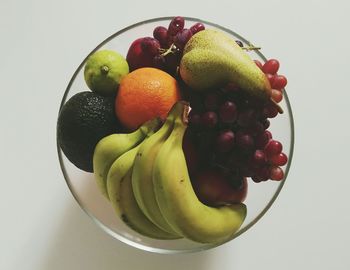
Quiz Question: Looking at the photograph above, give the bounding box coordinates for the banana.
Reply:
[152,101,247,243]
[93,118,160,198]
[132,103,183,237]
[106,143,178,239]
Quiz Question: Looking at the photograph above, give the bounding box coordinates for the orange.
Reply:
[115,67,181,130]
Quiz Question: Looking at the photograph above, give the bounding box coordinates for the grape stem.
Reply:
[159,43,176,56]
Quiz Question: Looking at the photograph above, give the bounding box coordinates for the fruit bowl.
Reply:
[57,17,294,253]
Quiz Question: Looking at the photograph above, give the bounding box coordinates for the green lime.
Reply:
[84,50,129,96]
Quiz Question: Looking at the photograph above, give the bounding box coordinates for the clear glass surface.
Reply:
[57,17,294,254]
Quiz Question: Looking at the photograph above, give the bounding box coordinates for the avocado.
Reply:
[57,91,120,172]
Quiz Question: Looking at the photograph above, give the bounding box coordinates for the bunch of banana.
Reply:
[93,101,247,243]
[93,118,178,239]
[131,102,184,237]
[93,119,161,198]
[106,137,178,239]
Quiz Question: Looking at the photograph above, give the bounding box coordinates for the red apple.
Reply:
[192,168,248,206]
[126,37,160,71]
[221,177,248,203]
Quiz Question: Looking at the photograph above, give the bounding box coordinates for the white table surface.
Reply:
[1,0,349,269]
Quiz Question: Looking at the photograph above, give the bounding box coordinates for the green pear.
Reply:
[179,29,271,100]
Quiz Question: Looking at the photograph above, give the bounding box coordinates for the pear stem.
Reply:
[242,44,261,51]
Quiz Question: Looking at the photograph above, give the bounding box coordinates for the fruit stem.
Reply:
[242,43,261,51]
[100,65,109,74]
[182,101,190,125]
[160,43,176,57]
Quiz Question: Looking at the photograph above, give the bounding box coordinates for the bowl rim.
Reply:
[56,16,295,254]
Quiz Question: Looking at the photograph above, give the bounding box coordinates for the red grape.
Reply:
[153,26,168,46]
[236,132,254,151]
[201,111,218,128]
[265,140,282,157]
[216,130,235,153]
[240,166,255,178]
[166,35,175,47]
[272,75,288,90]
[265,73,276,86]
[252,149,266,166]
[262,104,278,118]
[270,166,284,180]
[219,101,238,123]
[204,92,220,111]
[190,22,205,34]
[245,121,264,136]
[254,166,270,181]
[168,16,185,36]
[252,176,264,183]
[197,131,216,162]
[262,59,280,74]
[188,111,201,127]
[237,108,256,127]
[164,52,181,73]
[262,119,270,130]
[153,55,165,69]
[183,130,199,174]
[256,130,272,149]
[227,151,241,168]
[174,28,192,49]
[271,89,283,103]
[269,152,288,166]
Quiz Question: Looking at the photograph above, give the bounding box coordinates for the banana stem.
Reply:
[182,102,190,125]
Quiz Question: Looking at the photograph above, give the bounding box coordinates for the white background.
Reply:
[1,0,349,269]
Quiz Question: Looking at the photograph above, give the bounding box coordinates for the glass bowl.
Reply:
[57,17,294,254]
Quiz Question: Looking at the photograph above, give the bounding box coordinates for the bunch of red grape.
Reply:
[185,59,288,186]
[255,59,288,103]
[126,16,205,75]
